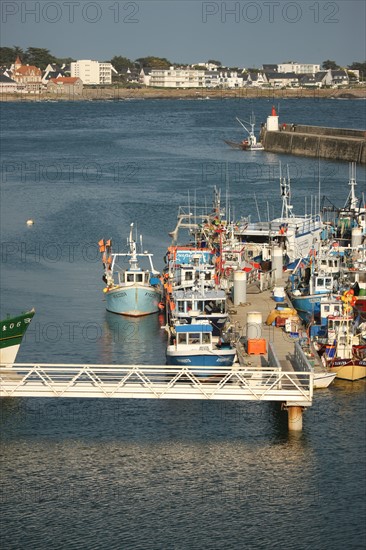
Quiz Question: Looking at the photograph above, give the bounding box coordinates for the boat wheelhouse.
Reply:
[166,321,236,371]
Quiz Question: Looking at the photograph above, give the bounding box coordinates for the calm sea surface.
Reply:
[1,98,365,549]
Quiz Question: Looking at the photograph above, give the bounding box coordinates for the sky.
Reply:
[1,0,365,67]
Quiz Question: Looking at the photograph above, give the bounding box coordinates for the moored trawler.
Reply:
[100,224,163,317]
[166,320,236,370]
[0,309,35,365]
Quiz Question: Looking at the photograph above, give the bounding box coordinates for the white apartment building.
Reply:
[205,70,244,88]
[70,60,116,84]
[277,62,321,74]
[148,67,205,88]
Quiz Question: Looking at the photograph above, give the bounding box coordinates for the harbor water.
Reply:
[1,98,365,549]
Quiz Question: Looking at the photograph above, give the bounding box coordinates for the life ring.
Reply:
[225,267,233,277]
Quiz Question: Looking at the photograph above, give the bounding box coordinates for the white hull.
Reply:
[313,371,336,389]
[0,343,20,366]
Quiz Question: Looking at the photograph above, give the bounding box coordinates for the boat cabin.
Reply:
[118,270,151,285]
[314,275,334,294]
[174,295,226,315]
[172,265,215,289]
[174,323,213,348]
[317,255,341,275]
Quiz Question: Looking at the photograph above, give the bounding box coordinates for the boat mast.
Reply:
[128,223,139,270]
[280,164,294,219]
[345,161,358,211]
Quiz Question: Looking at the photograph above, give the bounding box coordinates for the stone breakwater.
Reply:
[261,125,366,164]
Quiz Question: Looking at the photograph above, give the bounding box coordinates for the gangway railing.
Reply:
[0,363,313,405]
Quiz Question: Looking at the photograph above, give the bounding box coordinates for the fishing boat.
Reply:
[234,165,323,266]
[166,272,229,336]
[321,162,366,245]
[0,309,35,365]
[166,320,236,372]
[317,311,366,381]
[99,224,163,316]
[287,266,339,322]
[224,115,264,151]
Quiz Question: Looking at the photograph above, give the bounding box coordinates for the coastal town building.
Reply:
[242,71,268,87]
[205,70,244,88]
[148,67,206,88]
[265,72,300,88]
[70,60,117,85]
[11,56,42,93]
[42,63,70,85]
[0,74,17,93]
[277,62,321,74]
[47,77,83,94]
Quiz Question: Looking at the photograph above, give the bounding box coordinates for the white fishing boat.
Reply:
[234,165,323,266]
[225,114,264,151]
[99,224,163,317]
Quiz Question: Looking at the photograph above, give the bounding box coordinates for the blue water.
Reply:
[1,98,365,549]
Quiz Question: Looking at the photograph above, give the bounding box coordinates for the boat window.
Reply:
[202,333,210,344]
[145,274,149,283]
[177,302,185,313]
[205,272,211,280]
[185,271,193,281]
[178,334,186,345]
[325,278,332,287]
[189,333,200,343]
[127,273,134,282]
[136,273,143,283]
[186,301,192,312]
[204,302,213,313]
[317,278,324,287]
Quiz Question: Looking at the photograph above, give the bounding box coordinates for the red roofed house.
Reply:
[12,56,42,93]
[47,77,83,95]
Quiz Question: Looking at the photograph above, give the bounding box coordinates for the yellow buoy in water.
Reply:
[26,219,34,226]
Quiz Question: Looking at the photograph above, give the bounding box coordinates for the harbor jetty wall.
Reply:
[261,125,366,164]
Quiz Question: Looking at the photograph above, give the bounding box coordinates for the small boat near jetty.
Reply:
[99,224,163,317]
[166,320,236,372]
[224,114,264,151]
[0,309,35,365]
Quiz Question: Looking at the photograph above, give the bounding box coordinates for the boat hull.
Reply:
[288,293,323,322]
[329,360,366,381]
[166,349,236,367]
[106,285,162,316]
[313,372,337,389]
[0,310,35,365]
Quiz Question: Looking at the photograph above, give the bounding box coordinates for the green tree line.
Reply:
[1,47,365,79]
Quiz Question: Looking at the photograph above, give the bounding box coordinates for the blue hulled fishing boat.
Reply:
[166,320,236,372]
[100,224,163,317]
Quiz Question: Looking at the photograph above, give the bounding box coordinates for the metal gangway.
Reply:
[0,362,313,430]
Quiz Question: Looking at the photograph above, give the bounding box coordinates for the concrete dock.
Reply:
[228,283,297,372]
[261,124,366,164]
